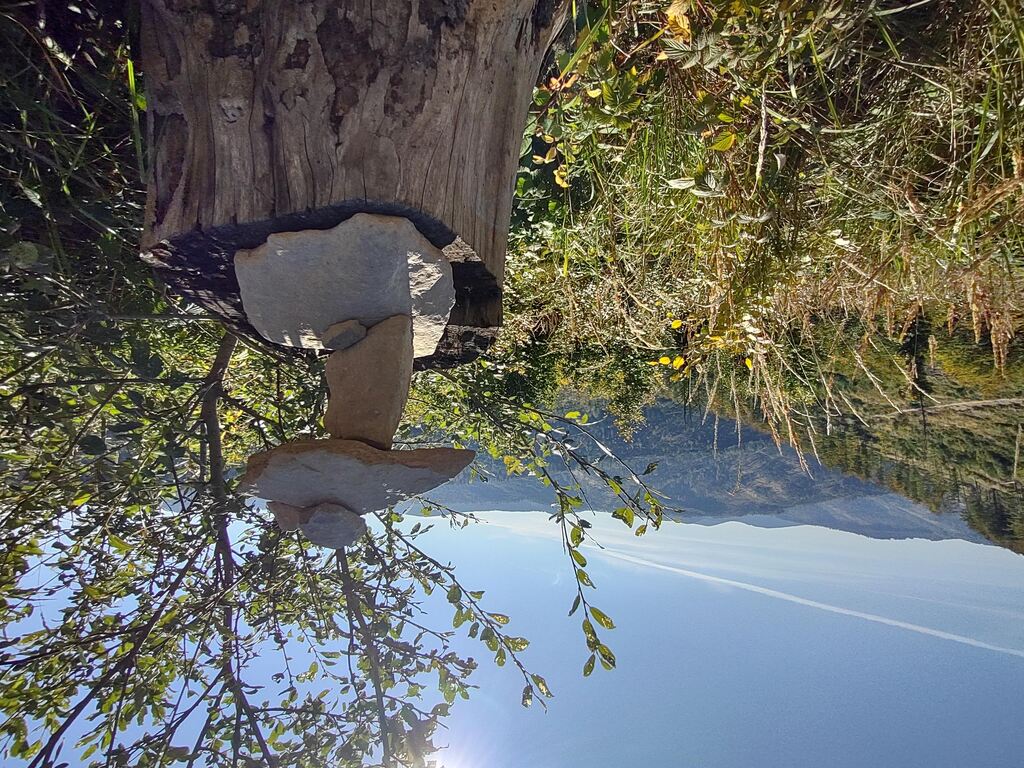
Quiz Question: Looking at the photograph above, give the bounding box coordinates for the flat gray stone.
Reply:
[241,439,475,514]
[234,213,454,357]
[324,315,412,449]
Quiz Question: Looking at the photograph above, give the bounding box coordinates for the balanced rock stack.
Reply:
[240,214,475,549]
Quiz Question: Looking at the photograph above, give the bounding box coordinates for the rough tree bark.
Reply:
[139,0,568,367]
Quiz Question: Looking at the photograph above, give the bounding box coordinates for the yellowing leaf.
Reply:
[745,357,753,370]
[672,356,685,369]
[658,356,671,365]
[590,607,616,630]
[709,131,737,152]
[666,0,692,40]
[670,319,683,329]
[586,87,602,98]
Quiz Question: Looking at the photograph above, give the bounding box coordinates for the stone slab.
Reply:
[300,503,368,549]
[241,439,475,514]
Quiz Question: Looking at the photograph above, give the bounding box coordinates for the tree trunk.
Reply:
[139,0,567,366]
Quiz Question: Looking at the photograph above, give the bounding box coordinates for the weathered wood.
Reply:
[139,0,567,365]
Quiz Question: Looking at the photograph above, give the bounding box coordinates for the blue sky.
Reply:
[416,512,1024,768]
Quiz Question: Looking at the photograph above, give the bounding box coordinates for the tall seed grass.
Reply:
[505,0,1024,440]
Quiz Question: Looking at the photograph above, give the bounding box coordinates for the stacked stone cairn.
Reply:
[239,214,475,548]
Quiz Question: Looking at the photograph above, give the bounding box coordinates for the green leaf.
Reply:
[568,594,582,617]
[483,630,500,652]
[531,674,553,697]
[506,636,529,652]
[109,421,143,434]
[447,585,462,604]
[590,607,615,630]
[598,643,617,669]
[79,435,107,455]
[612,506,635,528]
[583,653,596,677]
[108,534,131,553]
[521,685,534,708]
[582,619,597,642]
[570,549,587,567]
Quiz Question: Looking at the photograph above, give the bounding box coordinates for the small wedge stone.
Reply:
[321,319,367,351]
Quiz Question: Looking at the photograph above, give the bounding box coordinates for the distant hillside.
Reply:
[427,400,984,546]
[805,326,1024,553]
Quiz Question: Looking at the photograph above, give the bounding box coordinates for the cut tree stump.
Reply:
[139,0,568,367]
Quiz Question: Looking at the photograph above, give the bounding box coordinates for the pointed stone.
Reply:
[267,500,368,548]
[324,314,412,449]
[300,503,368,549]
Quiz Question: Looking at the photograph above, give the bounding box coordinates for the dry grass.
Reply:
[503,0,1024,436]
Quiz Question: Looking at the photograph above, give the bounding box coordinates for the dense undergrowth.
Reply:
[503,0,1024,427]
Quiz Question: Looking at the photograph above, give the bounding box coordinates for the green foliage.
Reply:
[0,7,550,766]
